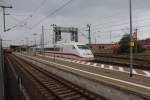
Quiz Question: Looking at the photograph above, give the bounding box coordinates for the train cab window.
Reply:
[72,46,75,49]
[77,45,89,50]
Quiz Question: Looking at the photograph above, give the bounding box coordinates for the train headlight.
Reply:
[83,53,86,55]
[83,53,91,55]
[87,53,91,55]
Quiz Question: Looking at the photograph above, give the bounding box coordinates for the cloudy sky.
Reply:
[0,0,150,47]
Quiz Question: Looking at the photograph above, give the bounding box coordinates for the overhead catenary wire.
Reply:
[0,0,11,6]
[5,0,150,44]
[10,0,150,32]
[22,0,48,23]
[92,23,150,34]
[89,3,150,31]
[90,22,150,43]
[5,0,150,31]
[6,14,32,30]
[31,0,74,29]
[78,24,130,42]
[8,0,48,29]
[91,2,150,28]
[89,18,150,36]
[92,16,150,30]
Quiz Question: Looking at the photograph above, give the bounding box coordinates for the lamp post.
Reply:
[33,33,37,56]
[129,0,133,77]
[25,37,29,55]
[21,40,24,54]
[41,26,44,55]
[87,24,91,46]
[51,24,57,61]
[30,41,33,55]
[0,5,12,32]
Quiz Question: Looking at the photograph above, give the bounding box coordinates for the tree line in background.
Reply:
[117,34,144,54]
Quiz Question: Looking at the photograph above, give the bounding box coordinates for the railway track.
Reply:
[94,53,150,61]
[94,53,150,70]
[7,54,105,100]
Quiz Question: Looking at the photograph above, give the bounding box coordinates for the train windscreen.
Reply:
[77,45,89,50]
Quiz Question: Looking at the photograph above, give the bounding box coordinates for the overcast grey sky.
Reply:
[0,0,150,46]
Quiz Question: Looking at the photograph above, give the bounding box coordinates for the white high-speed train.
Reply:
[44,42,94,61]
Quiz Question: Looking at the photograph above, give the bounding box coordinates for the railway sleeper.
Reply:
[45,84,64,88]
[12,55,104,100]
[42,81,55,84]
[47,84,64,89]
[63,94,84,100]
[23,73,55,99]
[47,97,57,100]
[50,87,68,91]
[9,57,55,100]
[46,82,61,87]
[58,92,79,98]
[28,67,99,99]
[56,89,72,94]
[52,88,73,94]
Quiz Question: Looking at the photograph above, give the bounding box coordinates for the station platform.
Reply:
[14,53,150,100]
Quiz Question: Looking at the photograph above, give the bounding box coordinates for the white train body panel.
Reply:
[45,42,94,61]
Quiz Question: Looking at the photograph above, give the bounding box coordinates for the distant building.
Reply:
[91,43,119,53]
[140,38,150,50]
[91,43,119,49]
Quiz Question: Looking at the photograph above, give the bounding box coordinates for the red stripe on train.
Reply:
[45,51,83,58]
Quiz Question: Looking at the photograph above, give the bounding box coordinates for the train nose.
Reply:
[83,51,92,55]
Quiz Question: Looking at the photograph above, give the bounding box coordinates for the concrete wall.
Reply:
[4,58,26,100]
